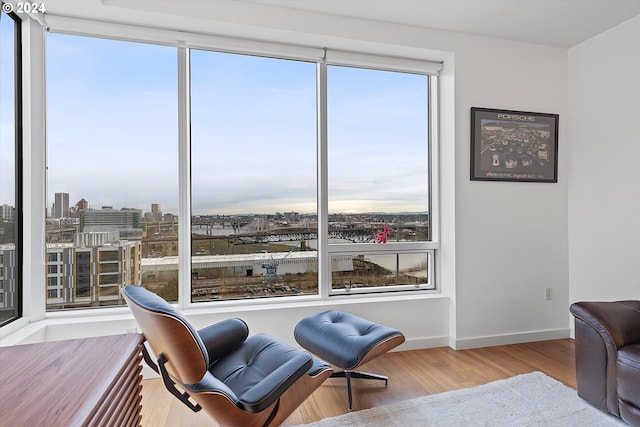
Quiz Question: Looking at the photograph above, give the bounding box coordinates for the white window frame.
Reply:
[39,17,442,312]
[320,63,439,297]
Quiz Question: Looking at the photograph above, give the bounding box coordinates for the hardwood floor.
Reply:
[140,338,576,426]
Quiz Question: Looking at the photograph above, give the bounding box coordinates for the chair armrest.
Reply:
[185,371,239,402]
[570,300,640,416]
[236,352,313,413]
[198,318,249,364]
[570,301,640,349]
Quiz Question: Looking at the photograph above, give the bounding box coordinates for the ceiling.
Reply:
[249,0,640,47]
[41,0,640,48]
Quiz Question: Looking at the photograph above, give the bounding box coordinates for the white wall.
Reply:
[450,38,569,348]
[2,4,573,349]
[568,15,640,303]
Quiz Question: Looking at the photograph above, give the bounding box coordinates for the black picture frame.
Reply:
[470,107,559,182]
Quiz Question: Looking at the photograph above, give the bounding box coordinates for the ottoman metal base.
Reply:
[331,370,389,410]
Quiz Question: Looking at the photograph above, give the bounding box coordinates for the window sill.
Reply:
[1,290,446,346]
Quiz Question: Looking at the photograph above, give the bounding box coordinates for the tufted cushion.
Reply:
[209,334,313,413]
[294,310,403,370]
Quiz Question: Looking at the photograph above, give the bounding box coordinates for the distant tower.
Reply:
[54,193,70,218]
[76,198,89,211]
[151,204,161,213]
[75,198,89,218]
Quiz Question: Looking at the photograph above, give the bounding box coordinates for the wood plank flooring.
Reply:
[140,339,575,426]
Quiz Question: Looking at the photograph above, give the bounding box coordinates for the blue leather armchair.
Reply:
[122,286,332,427]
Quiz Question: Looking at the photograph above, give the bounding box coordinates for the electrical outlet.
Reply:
[544,287,552,300]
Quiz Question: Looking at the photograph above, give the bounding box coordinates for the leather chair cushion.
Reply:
[198,319,249,364]
[294,310,402,370]
[617,344,640,409]
[208,334,313,413]
[619,401,640,427]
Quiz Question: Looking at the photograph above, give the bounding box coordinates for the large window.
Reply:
[44,30,439,310]
[46,34,178,310]
[0,8,22,326]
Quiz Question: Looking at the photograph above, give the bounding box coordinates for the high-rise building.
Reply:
[79,208,143,239]
[151,204,160,213]
[45,233,142,307]
[53,192,70,218]
[0,204,14,221]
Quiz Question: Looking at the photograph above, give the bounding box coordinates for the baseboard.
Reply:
[452,328,571,350]
[397,335,450,351]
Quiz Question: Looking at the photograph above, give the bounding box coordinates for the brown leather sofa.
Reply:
[570,301,640,426]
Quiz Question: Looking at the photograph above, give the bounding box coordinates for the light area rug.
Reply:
[295,371,625,427]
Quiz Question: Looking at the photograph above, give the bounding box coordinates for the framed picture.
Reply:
[470,107,559,182]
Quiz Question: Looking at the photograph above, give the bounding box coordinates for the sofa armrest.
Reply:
[570,301,640,349]
[570,300,640,416]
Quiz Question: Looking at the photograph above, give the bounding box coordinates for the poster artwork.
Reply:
[471,108,559,183]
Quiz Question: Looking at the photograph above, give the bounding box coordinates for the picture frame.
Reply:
[470,107,559,182]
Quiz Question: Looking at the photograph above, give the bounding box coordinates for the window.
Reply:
[190,50,318,302]
[43,29,439,310]
[46,34,178,310]
[326,65,434,294]
[75,252,91,299]
[189,51,435,301]
[0,8,22,326]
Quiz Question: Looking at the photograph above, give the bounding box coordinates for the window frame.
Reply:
[321,64,438,296]
[44,32,180,311]
[188,48,320,303]
[39,22,441,313]
[0,7,23,327]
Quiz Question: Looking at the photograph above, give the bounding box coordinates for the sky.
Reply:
[0,14,17,208]
[41,32,429,216]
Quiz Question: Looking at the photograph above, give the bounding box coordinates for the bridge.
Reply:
[191,226,428,245]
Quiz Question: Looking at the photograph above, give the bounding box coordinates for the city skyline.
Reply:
[44,192,428,218]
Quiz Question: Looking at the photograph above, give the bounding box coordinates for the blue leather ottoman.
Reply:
[294,310,405,410]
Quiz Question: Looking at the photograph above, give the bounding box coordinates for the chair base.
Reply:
[331,370,388,410]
